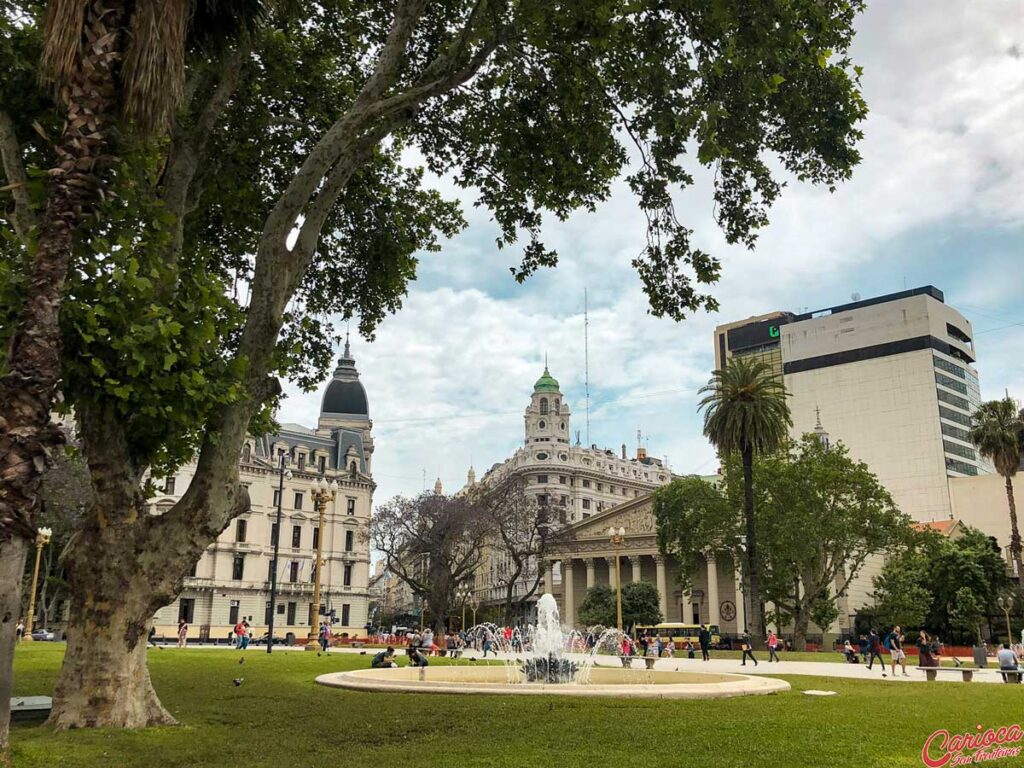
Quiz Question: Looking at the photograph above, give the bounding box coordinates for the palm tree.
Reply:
[698,357,791,644]
[969,397,1024,601]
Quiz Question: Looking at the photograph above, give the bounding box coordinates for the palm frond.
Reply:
[698,356,792,456]
[40,0,88,92]
[969,397,1023,478]
[121,0,190,134]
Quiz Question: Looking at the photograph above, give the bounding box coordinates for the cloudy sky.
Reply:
[279,0,1024,505]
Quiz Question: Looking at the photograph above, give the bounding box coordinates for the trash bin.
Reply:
[285,632,296,646]
[972,646,988,668]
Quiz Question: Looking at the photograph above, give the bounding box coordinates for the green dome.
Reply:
[534,367,560,393]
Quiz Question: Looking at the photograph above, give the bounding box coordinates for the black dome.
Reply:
[321,379,368,416]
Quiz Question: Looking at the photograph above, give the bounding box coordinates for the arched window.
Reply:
[554,399,560,414]
[242,444,251,462]
[349,460,358,477]
[539,397,549,415]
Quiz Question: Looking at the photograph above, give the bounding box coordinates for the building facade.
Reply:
[468,366,674,610]
[152,341,376,641]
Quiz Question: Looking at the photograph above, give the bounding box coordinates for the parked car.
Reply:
[31,629,55,641]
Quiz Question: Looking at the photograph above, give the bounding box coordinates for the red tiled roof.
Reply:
[913,519,959,535]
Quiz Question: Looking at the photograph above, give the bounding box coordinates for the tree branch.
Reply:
[0,110,38,243]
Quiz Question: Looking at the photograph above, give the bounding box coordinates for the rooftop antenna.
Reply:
[422,468,426,491]
[637,428,642,453]
[584,288,591,446]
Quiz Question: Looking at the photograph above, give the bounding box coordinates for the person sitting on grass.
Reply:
[371,647,397,669]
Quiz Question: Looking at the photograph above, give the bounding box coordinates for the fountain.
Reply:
[315,593,788,699]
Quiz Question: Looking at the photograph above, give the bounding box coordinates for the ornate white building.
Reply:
[152,340,375,641]
[469,366,674,609]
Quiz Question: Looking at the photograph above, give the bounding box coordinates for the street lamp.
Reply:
[608,526,625,634]
[456,582,470,629]
[306,476,338,650]
[24,527,53,641]
[469,591,479,627]
[998,595,1014,645]
[266,456,292,654]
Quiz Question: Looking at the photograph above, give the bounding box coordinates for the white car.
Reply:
[30,629,55,641]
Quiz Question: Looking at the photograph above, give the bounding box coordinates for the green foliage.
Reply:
[949,587,985,643]
[698,357,792,456]
[577,585,616,627]
[872,526,1010,639]
[969,397,1023,478]
[621,581,663,628]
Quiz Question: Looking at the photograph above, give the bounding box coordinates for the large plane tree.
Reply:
[0,0,868,731]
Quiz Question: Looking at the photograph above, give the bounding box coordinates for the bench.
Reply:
[917,666,976,682]
[981,668,1023,684]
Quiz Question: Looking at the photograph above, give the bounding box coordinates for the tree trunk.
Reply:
[792,606,810,651]
[1005,475,1023,605]
[741,443,763,645]
[48,522,175,729]
[0,535,29,758]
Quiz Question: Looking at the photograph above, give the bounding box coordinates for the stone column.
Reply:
[607,556,618,590]
[548,561,558,595]
[630,556,642,584]
[733,563,747,633]
[563,558,575,627]
[682,587,694,624]
[706,555,720,627]
[654,555,668,619]
[584,558,595,590]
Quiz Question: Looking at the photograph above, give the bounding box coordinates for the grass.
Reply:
[10,644,1023,768]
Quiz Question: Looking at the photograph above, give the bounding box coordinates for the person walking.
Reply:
[698,624,711,662]
[481,628,494,658]
[740,629,758,667]
[319,621,330,652]
[917,630,937,668]
[888,625,908,677]
[177,618,189,648]
[867,629,886,677]
[15,618,24,641]
[767,629,781,663]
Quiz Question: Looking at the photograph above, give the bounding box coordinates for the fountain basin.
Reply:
[316,664,789,699]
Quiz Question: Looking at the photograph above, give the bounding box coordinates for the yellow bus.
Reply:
[633,623,721,646]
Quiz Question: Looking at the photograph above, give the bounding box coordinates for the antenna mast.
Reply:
[584,288,591,446]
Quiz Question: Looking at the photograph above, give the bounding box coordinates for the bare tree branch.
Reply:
[0,110,38,243]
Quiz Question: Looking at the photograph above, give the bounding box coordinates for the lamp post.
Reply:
[469,592,479,627]
[456,582,469,629]
[998,596,1014,644]
[24,527,53,641]
[306,476,338,650]
[608,526,625,634]
[266,456,292,654]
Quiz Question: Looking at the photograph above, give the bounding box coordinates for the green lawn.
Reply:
[10,644,1022,768]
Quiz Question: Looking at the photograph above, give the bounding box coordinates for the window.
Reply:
[267,559,275,581]
[235,519,247,543]
[941,422,971,443]
[559,475,567,484]
[634,490,640,497]
[538,420,546,429]
[265,601,272,625]
[287,602,297,625]
[343,564,352,587]
[936,389,969,411]
[622,487,628,495]
[277,448,286,460]
[270,523,279,545]
[164,476,176,495]
[341,604,351,626]
[536,452,549,461]
[178,598,195,624]
[597,482,603,491]
[242,444,251,462]
[318,456,326,473]
[582,479,591,488]
[947,322,972,345]
[298,453,306,471]
[946,457,979,476]
[187,561,197,577]
[312,527,319,550]
[554,399,560,414]
[346,498,355,515]
[560,422,565,430]
[228,601,240,625]
[934,355,966,379]
[537,474,548,483]
[232,555,244,580]
[349,460,358,475]
[293,492,304,510]
[289,561,299,582]
[939,405,972,427]
[292,525,301,548]
[277,604,285,615]
[582,498,591,510]
[273,489,281,508]
[944,440,976,461]
[537,494,548,506]
[540,397,549,415]
[935,371,968,395]
[345,530,354,552]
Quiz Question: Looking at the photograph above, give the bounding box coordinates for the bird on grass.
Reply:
[238,657,245,665]
[232,678,244,687]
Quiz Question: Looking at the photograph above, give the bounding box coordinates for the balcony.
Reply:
[263,580,314,594]
[182,577,215,590]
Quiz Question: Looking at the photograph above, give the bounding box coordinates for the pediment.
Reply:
[571,494,656,539]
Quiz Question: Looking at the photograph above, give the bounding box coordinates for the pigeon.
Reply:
[232,677,244,687]
[238,657,245,665]
[359,650,367,655]
[317,652,322,657]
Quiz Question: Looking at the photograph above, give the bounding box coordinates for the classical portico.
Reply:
[544,494,746,635]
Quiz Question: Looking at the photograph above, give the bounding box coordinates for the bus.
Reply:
[633,623,721,647]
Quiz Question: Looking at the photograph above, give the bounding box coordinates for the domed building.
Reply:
[151,338,376,643]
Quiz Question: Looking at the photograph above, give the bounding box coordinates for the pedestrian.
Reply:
[319,621,330,652]
[887,625,908,677]
[997,643,1021,684]
[917,630,937,668]
[177,618,189,648]
[665,639,676,658]
[234,618,246,650]
[698,624,711,662]
[866,628,887,677]
[740,629,758,667]
[767,629,781,663]
[858,634,869,661]
[482,628,494,658]
[148,626,160,648]
[15,618,24,641]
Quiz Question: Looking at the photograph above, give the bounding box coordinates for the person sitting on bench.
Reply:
[842,639,860,664]
[997,643,1021,683]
